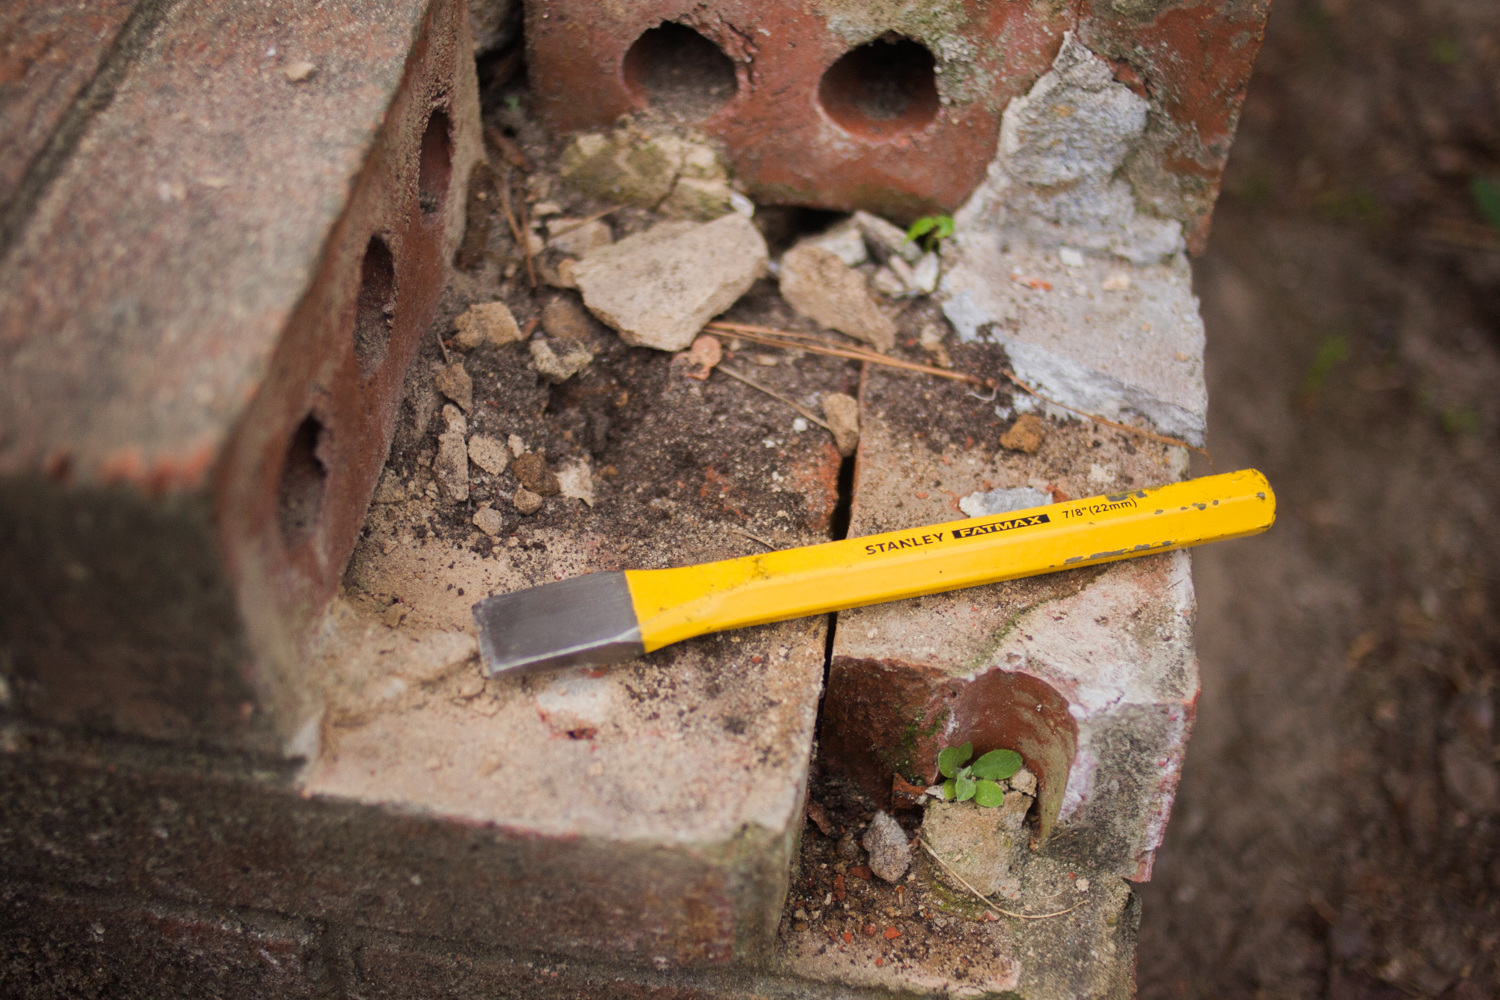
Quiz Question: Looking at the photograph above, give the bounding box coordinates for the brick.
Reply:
[0,885,322,999]
[0,713,816,972]
[3,331,854,968]
[817,362,1198,881]
[0,0,483,753]
[338,924,901,999]
[527,0,1067,220]
[524,0,1265,230]
[298,339,856,966]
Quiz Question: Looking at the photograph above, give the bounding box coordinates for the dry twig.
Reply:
[515,179,538,288]
[918,841,1084,921]
[547,205,624,239]
[715,364,831,431]
[707,322,984,387]
[705,320,1212,461]
[725,526,776,550]
[496,173,534,287]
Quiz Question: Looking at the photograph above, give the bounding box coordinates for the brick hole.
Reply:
[353,235,396,378]
[817,36,939,139]
[622,22,737,122]
[418,107,453,216]
[276,414,329,546]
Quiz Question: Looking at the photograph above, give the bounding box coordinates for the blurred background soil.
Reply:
[1134,1,1500,998]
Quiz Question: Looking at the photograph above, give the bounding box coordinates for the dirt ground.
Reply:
[1134,2,1500,998]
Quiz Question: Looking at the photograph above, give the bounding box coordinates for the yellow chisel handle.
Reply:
[625,468,1274,652]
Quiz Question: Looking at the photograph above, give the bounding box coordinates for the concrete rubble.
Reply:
[574,214,768,351]
[941,33,1208,447]
[455,301,524,348]
[528,337,592,383]
[922,768,1037,897]
[778,243,897,353]
[558,126,736,221]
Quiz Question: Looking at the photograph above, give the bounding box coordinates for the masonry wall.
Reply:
[0,0,1266,995]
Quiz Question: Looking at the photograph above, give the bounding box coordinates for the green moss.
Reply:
[881,706,948,778]
[926,875,990,918]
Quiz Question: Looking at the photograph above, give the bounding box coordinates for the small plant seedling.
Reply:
[937,742,1023,806]
[904,214,954,253]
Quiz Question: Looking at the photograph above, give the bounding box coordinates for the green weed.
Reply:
[935,742,1022,806]
[905,214,955,253]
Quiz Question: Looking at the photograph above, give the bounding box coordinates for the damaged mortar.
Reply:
[942,32,1209,447]
[559,125,742,221]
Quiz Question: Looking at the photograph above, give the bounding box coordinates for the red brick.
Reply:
[0,0,482,752]
[527,0,1067,221]
[1078,0,1271,253]
[525,0,1267,233]
[0,734,778,968]
[0,887,321,999]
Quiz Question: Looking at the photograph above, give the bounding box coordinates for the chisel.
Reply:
[473,468,1275,678]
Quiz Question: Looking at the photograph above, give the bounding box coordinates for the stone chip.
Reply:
[1000,413,1047,454]
[472,507,504,537]
[547,218,612,257]
[433,405,469,502]
[512,487,543,515]
[467,434,509,475]
[822,392,860,457]
[540,297,593,340]
[529,339,593,383]
[860,811,911,883]
[435,362,473,412]
[779,243,896,352]
[573,214,768,352]
[455,302,523,350]
[853,210,922,265]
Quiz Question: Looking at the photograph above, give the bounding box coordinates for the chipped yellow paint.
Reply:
[627,469,1275,652]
